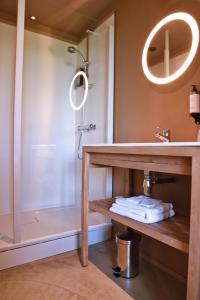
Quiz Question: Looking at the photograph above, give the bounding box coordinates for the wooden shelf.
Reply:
[89,199,189,254]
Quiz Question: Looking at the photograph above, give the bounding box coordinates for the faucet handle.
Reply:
[162,129,170,137]
[155,127,171,142]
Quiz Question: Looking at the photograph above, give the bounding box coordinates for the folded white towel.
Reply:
[110,205,175,224]
[116,195,162,208]
[112,203,172,218]
[115,198,173,216]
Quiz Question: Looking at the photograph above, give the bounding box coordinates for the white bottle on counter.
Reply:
[190,85,200,115]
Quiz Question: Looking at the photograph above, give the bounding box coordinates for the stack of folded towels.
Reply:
[110,195,175,224]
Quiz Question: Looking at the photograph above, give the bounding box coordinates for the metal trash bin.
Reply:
[113,231,141,278]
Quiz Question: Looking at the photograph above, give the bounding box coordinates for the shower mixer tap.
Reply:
[77,124,96,160]
[78,123,96,132]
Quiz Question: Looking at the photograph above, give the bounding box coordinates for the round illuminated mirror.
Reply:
[69,71,88,111]
[142,12,199,84]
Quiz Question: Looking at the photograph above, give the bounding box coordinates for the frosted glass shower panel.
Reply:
[0,3,17,245]
[21,28,77,214]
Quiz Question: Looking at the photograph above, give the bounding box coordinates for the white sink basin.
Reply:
[85,142,200,147]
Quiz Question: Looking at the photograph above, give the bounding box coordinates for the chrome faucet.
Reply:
[155,128,170,143]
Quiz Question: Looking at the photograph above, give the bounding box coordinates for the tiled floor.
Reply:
[0,239,187,300]
[89,240,187,300]
[0,251,132,300]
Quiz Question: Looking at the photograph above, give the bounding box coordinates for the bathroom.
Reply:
[0,0,200,300]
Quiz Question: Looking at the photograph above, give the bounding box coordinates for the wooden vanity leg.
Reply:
[187,156,200,300]
[81,152,90,267]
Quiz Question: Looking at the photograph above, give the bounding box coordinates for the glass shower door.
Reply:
[0,0,18,248]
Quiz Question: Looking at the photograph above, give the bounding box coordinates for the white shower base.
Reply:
[0,205,111,269]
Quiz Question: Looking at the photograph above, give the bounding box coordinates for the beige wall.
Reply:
[113,0,200,281]
[114,0,200,143]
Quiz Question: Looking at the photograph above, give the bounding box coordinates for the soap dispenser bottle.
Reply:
[190,85,200,124]
[189,85,200,141]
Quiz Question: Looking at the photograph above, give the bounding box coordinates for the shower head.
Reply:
[67,46,88,65]
[67,46,76,53]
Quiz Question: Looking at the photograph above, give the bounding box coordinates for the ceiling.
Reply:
[0,0,115,44]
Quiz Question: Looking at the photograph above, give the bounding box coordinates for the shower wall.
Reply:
[0,13,114,241]
[0,22,77,214]
[75,15,114,205]
[22,31,77,211]
[0,4,114,266]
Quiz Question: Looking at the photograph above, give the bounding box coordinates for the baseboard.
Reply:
[0,224,112,270]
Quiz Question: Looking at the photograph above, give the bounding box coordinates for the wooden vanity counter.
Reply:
[81,144,200,300]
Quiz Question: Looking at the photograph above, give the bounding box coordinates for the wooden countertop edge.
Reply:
[83,145,200,157]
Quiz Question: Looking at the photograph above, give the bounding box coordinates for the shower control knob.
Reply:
[89,124,96,130]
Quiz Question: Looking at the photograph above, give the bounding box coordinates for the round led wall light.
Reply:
[142,12,199,85]
[69,71,89,111]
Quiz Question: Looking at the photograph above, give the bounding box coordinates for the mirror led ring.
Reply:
[69,71,89,111]
[142,12,199,85]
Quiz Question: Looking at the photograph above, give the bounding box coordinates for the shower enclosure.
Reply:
[0,0,114,269]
